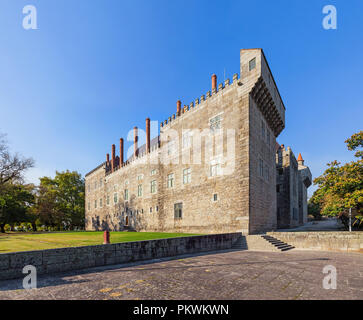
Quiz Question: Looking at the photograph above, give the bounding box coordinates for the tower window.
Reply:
[213,194,218,201]
[249,57,256,71]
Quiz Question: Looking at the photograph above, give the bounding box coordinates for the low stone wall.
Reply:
[267,231,363,252]
[0,233,241,281]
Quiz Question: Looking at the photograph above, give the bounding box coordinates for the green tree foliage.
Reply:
[0,184,35,233]
[0,132,34,232]
[310,131,363,229]
[35,171,85,230]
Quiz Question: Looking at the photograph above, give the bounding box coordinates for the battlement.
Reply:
[160,73,240,128]
[86,48,287,180]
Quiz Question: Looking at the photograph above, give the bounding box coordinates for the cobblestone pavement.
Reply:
[0,249,362,300]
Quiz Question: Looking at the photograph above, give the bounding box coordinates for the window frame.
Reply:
[183,168,191,184]
[174,202,183,219]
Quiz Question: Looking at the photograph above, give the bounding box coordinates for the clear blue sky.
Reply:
[0,0,362,197]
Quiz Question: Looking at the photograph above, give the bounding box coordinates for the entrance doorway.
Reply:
[125,216,129,226]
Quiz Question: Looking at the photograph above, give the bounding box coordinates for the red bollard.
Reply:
[103,230,110,244]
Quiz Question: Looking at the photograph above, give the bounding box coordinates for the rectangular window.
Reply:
[213,194,218,201]
[87,202,90,210]
[99,198,103,208]
[210,115,222,133]
[210,162,221,177]
[183,168,191,184]
[156,206,158,212]
[137,184,142,197]
[106,195,110,205]
[94,200,97,209]
[94,181,97,190]
[249,57,256,71]
[137,174,143,181]
[167,173,174,188]
[151,169,156,176]
[113,193,118,204]
[151,180,157,193]
[174,203,183,219]
[99,178,102,188]
[150,207,152,213]
[259,159,264,177]
[124,189,129,201]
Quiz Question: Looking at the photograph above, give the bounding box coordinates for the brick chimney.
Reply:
[212,74,217,93]
[177,100,181,116]
[119,138,124,166]
[111,144,116,172]
[146,118,150,153]
[106,153,110,164]
[134,127,138,158]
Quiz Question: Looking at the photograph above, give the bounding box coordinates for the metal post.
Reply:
[349,208,352,232]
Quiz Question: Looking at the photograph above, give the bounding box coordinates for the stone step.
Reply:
[261,235,295,252]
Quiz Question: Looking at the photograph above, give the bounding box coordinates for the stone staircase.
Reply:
[261,235,295,251]
[231,235,295,252]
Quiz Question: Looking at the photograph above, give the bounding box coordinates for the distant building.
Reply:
[84,48,311,234]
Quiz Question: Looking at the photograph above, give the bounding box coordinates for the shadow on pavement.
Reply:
[0,248,330,292]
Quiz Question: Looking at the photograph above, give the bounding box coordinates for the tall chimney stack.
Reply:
[146,118,150,154]
[212,74,217,93]
[177,100,181,116]
[111,144,116,172]
[106,153,110,165]
[119,138,124,166]
[134,127,138,158]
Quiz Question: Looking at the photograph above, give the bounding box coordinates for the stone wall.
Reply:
[0,233,241,281]
[267,231,363,252]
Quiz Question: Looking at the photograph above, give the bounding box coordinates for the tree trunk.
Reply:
[0,224,5,233]
[32,223,37,232]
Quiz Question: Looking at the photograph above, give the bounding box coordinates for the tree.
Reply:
[0,133,34,187]
[311,131,363,229]
[0,132,34,232]
[0,184,35,233]
[35,171,85,230]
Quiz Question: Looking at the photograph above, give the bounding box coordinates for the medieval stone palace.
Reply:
[85,49,312,234]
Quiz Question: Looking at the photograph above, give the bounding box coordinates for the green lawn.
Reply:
[0,231,200,253]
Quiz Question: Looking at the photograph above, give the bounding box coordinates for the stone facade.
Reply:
[85,48,309,234]
[275,146,312,228]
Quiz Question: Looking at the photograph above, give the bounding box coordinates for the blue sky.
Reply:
[0,0,362,197]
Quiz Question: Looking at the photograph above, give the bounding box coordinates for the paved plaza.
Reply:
[0,249,362,300]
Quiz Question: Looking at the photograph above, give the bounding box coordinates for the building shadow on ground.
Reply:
[0,248,331,292]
